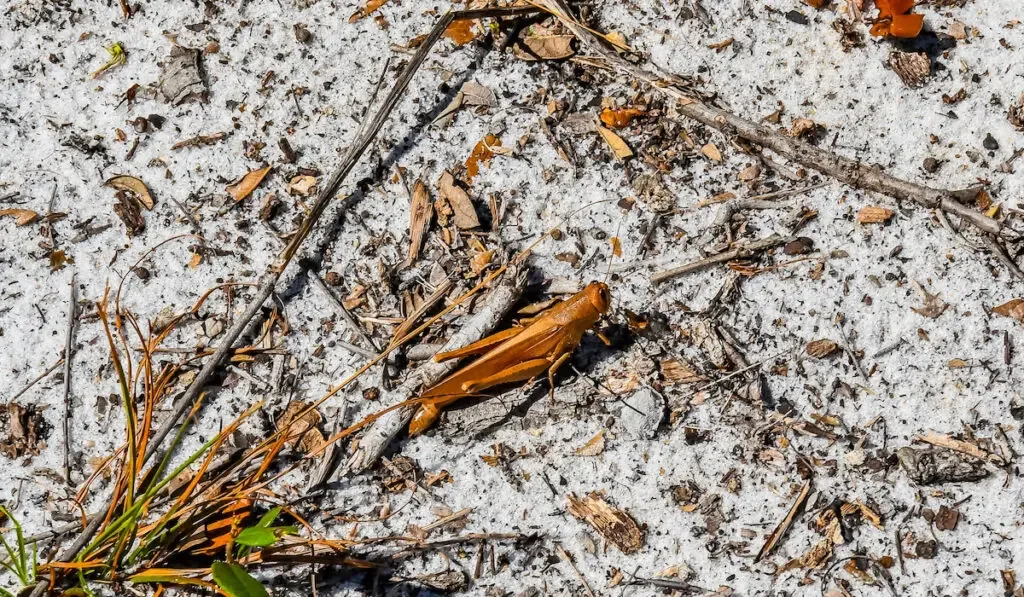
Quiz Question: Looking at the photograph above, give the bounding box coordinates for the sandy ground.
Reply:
[2,0,1023,595]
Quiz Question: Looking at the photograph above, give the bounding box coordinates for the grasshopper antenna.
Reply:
[603,207,627,284]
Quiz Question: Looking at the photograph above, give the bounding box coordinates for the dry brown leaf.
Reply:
[575,430,606,456]
[707,37,735,51]
[610,236,622,257]
[993,298,1024,324]
[911,282,948,319]
[105,175,155,210]
[438,171,479,229]
[469,248,494,275]
[287,175,317,196]
[599,107,646,129]
[443,19,477,46]
[349,0,390,23]
[275,401,324,455]
[701,143,722,161]
[566,493,645,554]
[465,133,501,182]
[407,179,433,264]
[227,166,272,202]
[948,358,969,368]
[806,339,838,358]
[515,34,575,61]
[856,205,894,224]
[659,358,703,385]
[598,126,633,160]
[0,208,40,226]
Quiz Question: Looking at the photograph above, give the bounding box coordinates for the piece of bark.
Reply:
[337,265,526,477]
[438,170,480,229]
[897,446,989,485]
[159,45,207,105]
[566,493,645,554]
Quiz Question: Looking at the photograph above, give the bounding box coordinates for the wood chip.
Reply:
[226,166,272,202]
[566,493,645,554]
[659,358,704,385]
[806,339,838,358]
[465,133,501,182]
[406,179,433,264]
[889,50,930,88]
[856,205,894,223]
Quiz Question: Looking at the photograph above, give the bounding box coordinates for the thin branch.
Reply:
[62,271,77,484]
[7,358,63,404]
[651,233,790,283]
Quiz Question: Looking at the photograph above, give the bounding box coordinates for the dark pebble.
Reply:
[923,157,940,173]
[983,133,999,150]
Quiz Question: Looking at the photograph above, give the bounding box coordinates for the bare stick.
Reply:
[337,266,527,477]
[651,234,790,283]
[7,358,63,404]
[62,271,77,483]
[542,0,1011,245]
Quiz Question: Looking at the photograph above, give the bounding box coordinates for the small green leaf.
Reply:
[255,507,282,528]
[211,562,268,597]
[234,527,276,547]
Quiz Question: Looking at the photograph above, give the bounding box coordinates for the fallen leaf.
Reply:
[275,401,324,455]
[659,358,704,385]
[49,249,72,271]
[707,37,734,51]
[465,133,501,182]
[856,205,894,224]
[576,430,606,456]
[287,175,317,196]
[349,0,390,23]
[806,339,838,358]
[911,282,948,319]
[469,248,494,275]
[113,191,145,237]
[701,143,723,161]
[461,82,496,107]
[105,175,155,209]
[0,208,40,226]
[566,493,645,554]
[948,358,969,368]
[515,34,575,61]
[598,126,633,160]
[159,44,207,105]
[599,107,646,129]
[993,299,1024,324]
[443,19,477,46]
[610,236,622,257]
[438,171,480,229]
[226,166,272,202]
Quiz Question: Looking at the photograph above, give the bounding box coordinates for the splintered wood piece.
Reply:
[407,179,433,263]
[566,493,644,554]
[755,479,811,562]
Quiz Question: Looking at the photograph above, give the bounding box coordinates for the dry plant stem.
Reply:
[651,234,790,283]
[338,266,527,477]
[7,358,63,403]
[62,271,77,483]
[542,1,1009,242]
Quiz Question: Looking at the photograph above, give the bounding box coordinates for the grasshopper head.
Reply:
[585,281,612,314]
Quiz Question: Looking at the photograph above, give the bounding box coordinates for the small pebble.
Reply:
[983,133,999,150]
[784,237,814,255]
[324,271,342,286]
[294,23,312,43]
[923,157,940,173]
[133,266,150,280]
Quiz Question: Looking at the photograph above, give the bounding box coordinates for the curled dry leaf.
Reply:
[806,339,838,358]
[575,430,606,456]
[0,208,40,226]
[993,299,1024,324]
[598,126,633,161]
[105,175,155,209]
[856,205,894,224]
[659,358,704,385]
[438,171,479,229]
[461,82,496,107]
[226,166,272,202]
[515,34,575,61]
[566,493,645,554]
[599,107,646,129]
[465,133,501,182]
[348,0,390,23]
[275,401,324,455]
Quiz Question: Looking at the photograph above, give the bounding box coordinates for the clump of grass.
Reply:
[0,506,37,597]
